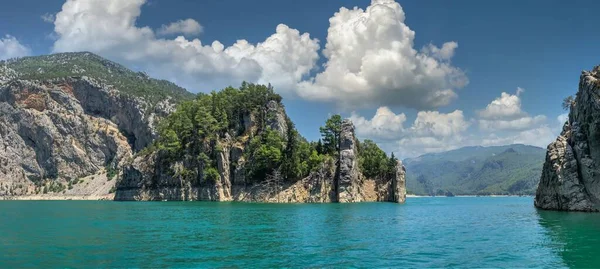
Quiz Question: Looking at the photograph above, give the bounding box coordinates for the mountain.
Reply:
[0,52,405,203]
[0,52,193,198]
[404,144,545,196]
[3,52,194,103]
[535,66,600,212]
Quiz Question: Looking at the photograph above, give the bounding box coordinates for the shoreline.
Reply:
[0,194,114,201]
[407,194,533,198]
[2,194,533,201]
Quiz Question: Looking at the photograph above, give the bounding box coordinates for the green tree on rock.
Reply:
[319,114,342,155]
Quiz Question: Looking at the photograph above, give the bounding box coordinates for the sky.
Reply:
[1,0,598,158]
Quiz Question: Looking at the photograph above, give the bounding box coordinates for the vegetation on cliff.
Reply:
[146,82,397,185]
[1,52,195,103]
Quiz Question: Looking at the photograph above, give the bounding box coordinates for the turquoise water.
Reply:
[1,197,600,268]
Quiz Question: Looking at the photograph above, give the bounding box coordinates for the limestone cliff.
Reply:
[0,52,406,203]
[116,112,406,203]
[535,66,600,211]
[0,52,188,198]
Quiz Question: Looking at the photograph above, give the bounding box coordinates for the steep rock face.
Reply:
[337,119,364,202]
[393,161,407,203]
[0,76,173,197]
[117,116,407,203]
[535,66,600,211]
[266,100,288,140]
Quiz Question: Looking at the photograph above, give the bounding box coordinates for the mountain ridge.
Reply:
[405,144,545,196]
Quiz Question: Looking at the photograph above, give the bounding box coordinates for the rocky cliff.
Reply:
[0,52,406,203]
[0,52,188,199]
[535,66,600,211]
[115,113,406,203]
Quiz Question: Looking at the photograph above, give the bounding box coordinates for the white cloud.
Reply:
[479,115,547,131]
[411,110,470,137]
[478,90,525,120]
[296,0,468,110]
[350,87,562,158]
[480,126,555,149]
[51,0,320,93]
[49,0,468,109]
[350,107,406,140]
[157,19,203,36]
[41,13,55,23]
[421,41,458,60]
[0,35,30,60]
[476,88,548,131]
[351,107,470,158]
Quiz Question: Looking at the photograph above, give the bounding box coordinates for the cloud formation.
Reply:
[297,0,468,110]
[350,107,470,157]
[351,87,560,158]
[49,0,467,110]
[0,35,30,60]
[52,0,320,92]
[157,19,203,36]
[477,88,547,131]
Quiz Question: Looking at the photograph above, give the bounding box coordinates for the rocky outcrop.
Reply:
[117,116,407,204]
[337,120,363,202]
[393,160,407,203]
[266,100,288,140]
[0,76,173,197]
[535,66,600,211]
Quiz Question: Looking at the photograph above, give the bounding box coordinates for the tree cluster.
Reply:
[152,84,398,186]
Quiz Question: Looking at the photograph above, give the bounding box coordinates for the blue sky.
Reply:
[1,0,598,158]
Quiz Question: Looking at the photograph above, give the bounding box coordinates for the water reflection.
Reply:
[536,209,600,268]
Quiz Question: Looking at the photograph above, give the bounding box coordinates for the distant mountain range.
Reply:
[404,144,545,196]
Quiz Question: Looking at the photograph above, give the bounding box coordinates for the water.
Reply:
[1,197,599,268]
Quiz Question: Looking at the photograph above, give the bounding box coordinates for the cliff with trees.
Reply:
[115,83,406,203]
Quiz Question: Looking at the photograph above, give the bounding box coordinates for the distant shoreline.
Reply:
[407,194,533,198]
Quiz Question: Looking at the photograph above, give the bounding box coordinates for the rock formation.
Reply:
[535,66,600,211]
[336,120,364,202]
[0,53,184,199]
[116,112,406,203]
[0,52,406,203]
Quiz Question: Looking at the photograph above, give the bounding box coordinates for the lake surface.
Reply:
[1,197,600,268]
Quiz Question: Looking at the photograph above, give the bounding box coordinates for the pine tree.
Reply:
[319,114,342,155]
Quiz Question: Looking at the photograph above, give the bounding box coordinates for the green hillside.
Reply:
[1,52,195,103]
[404,144,545,196]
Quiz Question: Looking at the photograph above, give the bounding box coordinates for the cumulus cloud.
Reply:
[0,35,30,60]
[51,0,320,92]
[411,110,470,137]
[351,86,562,158]
[297,0,468,110]
[351,107,470,157]
[48,0,468,109]
[157,19,203,36]
[476,88,548,131]
[478,89,525,120]
[350,107,406,140]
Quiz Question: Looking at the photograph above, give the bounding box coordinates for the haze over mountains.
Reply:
[405,144,545,196]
